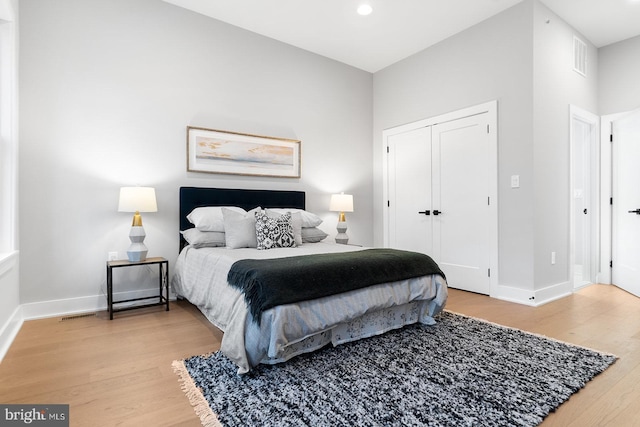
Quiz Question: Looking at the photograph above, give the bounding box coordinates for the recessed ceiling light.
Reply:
[357,4,373,16]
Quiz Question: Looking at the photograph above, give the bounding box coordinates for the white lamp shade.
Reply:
[118,187,158,213]
[329,193,354,212]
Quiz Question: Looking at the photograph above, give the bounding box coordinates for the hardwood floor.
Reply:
[446,285,640,427]
[1,285,638,426]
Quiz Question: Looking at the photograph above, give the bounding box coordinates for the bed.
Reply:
[172,187,448,374]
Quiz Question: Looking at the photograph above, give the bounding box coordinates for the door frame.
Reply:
[601,110,632,285]
[381,100,499,296]
[568,105,599,290]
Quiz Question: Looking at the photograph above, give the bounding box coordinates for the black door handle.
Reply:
[629,209,640,215]
[418,210,431,215]
[433,210,442,216]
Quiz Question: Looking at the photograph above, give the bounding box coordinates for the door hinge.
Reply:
[386,146,390,153]
[610,197,613,205]
[387,200,390,207]
[488,268,491,277]
[488,196,490,206]
[487,124,490,134]
[610,134,613,143]
[610,260,613,268]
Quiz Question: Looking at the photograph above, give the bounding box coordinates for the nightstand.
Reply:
[106,257,169,320]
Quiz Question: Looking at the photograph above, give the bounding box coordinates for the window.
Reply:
[0,1,17,255]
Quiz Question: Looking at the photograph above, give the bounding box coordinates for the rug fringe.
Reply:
[443,309,619,359]
[172,360,223,427]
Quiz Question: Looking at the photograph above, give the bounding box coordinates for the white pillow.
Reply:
[267,208,322,228]
[181,228,226,248]
[265,209,302,246]
[187,206,246,232]
[222,207,259,249]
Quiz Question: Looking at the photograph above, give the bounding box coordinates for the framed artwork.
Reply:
[187,126,301,178]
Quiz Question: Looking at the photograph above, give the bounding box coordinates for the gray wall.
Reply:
[373,0,599,294]
[19,0,373,304]
[599,35,640,115]
[373,0,536,290]
[531,1,598,290]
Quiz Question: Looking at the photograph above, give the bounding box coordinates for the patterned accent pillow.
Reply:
[255,211,297,250]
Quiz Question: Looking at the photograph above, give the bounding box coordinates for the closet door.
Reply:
[387,127,432,255]
[432,113,491,294]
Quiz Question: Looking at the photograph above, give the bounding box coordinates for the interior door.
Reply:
[387,127,432,255]
[432,114,491,294]
[571,114,597,288]
[612,110,640,297]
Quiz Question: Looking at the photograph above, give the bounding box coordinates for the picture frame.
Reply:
[187,126,301,178]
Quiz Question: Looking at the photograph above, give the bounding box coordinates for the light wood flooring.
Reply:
[1,284,639,426]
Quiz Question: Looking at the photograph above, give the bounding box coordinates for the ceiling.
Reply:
[163,0,640,73]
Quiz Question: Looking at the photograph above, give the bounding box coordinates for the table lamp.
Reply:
[329,193,354,244]
[118,187,157,262]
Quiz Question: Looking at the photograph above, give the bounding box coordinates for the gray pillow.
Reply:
[222,207,258,249]
[301,227,329,243]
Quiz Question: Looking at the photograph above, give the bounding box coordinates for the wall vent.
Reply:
[573,36,587,77]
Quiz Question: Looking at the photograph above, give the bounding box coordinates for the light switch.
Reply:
[510,175,520,188]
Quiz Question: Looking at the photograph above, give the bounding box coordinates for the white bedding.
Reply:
[172,242,448,373]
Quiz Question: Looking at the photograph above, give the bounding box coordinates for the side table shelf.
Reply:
[106,257,169,320]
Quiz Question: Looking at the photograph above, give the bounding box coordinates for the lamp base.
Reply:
[127,225,148,262]
[335,220,349,245]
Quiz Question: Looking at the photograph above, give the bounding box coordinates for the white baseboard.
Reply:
[21,288,176,320]
[493,284,537,306]
[532,281,572,306]
[494,281,572,306]
[0,305,23,363]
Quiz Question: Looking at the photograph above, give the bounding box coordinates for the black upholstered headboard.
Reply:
[179,187,306,250]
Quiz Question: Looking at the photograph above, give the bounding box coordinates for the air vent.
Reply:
[573,36,587,77]
[60,312,96,322]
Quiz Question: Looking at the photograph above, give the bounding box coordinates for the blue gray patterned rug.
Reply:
[173,311,616,427]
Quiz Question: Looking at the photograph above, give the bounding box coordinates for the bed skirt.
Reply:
[200,300,435,367]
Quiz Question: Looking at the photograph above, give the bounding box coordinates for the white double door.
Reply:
[386,109,496,295]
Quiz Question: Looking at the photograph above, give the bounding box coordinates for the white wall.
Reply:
[374,0,536,293]
[599,35,640,115]
[531,1,598,292]
[19,0,373,310]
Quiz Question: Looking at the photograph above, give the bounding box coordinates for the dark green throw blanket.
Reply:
[227,248,445,324]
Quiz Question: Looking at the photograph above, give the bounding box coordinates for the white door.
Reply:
[387,127,432,255]
[432,115,491,294]
[570,109,598,289]
[612,110,640,297]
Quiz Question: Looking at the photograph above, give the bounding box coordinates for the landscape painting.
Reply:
[187,126,301,178]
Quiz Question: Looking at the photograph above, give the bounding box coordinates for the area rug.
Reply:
[172,311,617,427]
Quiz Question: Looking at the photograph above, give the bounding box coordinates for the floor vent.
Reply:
[60,313,97,322]
[573,36,587,77]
